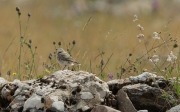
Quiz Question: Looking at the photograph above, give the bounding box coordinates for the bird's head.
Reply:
[56,48,64,54]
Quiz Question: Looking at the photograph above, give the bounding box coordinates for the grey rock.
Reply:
[0,77,7,87]
[137,110,148,112]
[0,70,113,112]
[23,94,44,111]
[91,105,121,112]
[82,105,90,111]
[107,78,131,94]
[51,101,64,112]
[129,72,157,83]
[108,72,180,111]
[168,104,180,112]
[116,89,137,112]
[123,83,178,112]
[81,92,94,99]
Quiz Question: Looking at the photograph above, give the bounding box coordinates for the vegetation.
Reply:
[0,1,180,90]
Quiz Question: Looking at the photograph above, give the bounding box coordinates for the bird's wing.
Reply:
[58,52,76,62]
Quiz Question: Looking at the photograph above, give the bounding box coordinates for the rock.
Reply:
[107,78,131,94]
[1,71,179,112]
[116,89,137,112]
[0,77,7,87]
[108,72,180,112]
[168,104,180,112]
[8,95,26,111]
[129,72,157,83]
[130,72,169,90]
[0,70,114,112]
[82,105,91,111]
[81,92,94,99]
[51,101,64,112]
[107,72,170,95]
[23,94,44,111]
[123,83,179,112]
[137,110,148,112]
[91,105,121,112]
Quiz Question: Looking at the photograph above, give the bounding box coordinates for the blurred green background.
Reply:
[0,0,180,80]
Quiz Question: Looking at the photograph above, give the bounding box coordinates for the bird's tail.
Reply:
[74,61,81,65]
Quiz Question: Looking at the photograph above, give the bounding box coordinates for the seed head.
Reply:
[121,68,126,74]
[66,48,69,51]
[35,46,37,49]
[173,43,178,48]
[7,70,11,76]
[49,53,52,60]
[102,51,105,55]
[53,42,56,45]
[28,13,31,17]
[72,40,76,45]
[29,39,32,44]
[100,58,104,66]
[16,7,20,12]
[28,44,31,48]
[58,42,61,46]
[18,11,21,16]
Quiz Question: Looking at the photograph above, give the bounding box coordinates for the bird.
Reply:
[56,48,80,70]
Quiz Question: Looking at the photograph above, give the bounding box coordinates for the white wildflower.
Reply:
[137,24,144,30]
[149,59,152,63]
[153,32,160,40]
[167,55,172,62]
[134,15,138,18]
[137,33,144,42]
[170,51,177,60]
[152,55,159,63]
[133,15,138,22]
[137,34,144,38]
[149,55,159,64]
[167,51,177,63]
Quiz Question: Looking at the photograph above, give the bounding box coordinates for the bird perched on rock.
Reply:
[56,48,80,70]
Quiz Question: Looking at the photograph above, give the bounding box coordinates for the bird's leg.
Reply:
[57,63,60,69]
[71,66,75,71]
[63,65,66,70]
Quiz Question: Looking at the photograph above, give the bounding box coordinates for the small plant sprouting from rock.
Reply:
[15,7,38,80]
[93,49,113,80]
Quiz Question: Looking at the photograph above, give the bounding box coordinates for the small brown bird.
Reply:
[56,48,80,70]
